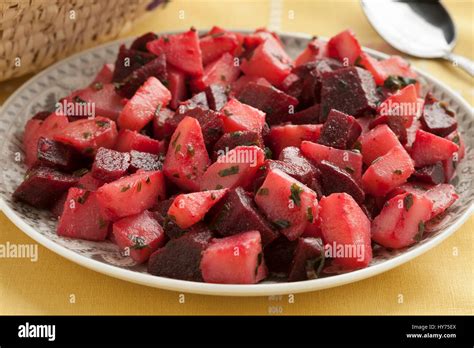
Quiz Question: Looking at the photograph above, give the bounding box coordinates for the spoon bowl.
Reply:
[361,0,473,76]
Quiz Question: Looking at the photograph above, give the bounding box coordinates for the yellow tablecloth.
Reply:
[0,0,472,315]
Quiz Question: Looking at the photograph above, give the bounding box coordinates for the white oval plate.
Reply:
[0,31,473,296]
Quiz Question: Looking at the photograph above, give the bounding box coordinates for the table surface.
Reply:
[0,0,472,315]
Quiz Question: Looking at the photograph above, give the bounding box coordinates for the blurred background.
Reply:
[0,0,472,315]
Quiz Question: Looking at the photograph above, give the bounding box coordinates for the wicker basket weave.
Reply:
[0,0,163,82]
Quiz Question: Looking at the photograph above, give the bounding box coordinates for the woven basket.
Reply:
[0,0,165,82]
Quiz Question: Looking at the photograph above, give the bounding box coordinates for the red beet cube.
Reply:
[201,230,266,284]
[13,166,79,209]
[112,210,166,263]
[57,188,110,241]
[288,237,325,282]
[147,230,213,281]
[318,109,362,150]
[129,150,163,172]
[91,147,130,182]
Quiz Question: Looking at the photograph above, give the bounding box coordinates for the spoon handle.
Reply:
[444,53,474,77]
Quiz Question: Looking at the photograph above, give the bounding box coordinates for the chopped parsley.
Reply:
[306,207,314,222]
[218,165,239,177]
[215,184,224,189]
[77,191,90,204]
[130,236,148,250]
[145,176,151,184]
[137,181,142,192]
[120,184,131,192]
[345,166,355,174]
[154,103,163,116]
[175,144,182,154]
[82,132,92,139]
[404,193,414,211]
[289,183,303,207]
[73,168,89,177]
[98,217,107,229]
[415,221,425,241]
[92,82,103,91]
[258,187,269,196]
[393,169,403,175]
[273,219,291,230]
[95,120,109,128]
[171,132,181,148]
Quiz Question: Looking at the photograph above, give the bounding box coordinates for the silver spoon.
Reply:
[361,0,474,76]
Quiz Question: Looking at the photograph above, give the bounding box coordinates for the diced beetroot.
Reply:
[237,82,299,125]
[201,230,265,284]
[358,52,387,85]
[287,59,342,107]
[53,117,117,155]
[264,236,298,274]
[177,91,209,113]
[318,109,362,150]
[372,193,433,249]
[148,230,213,281]
[295,38,328,66]
[230,75,271,97]
[318,160,365,204]
[275,146,322,192]
[208,187,278,245]
[362,146,414,196]
[96,170,166,220]
[130,32,158,51]
[368,114,408,145]
[92,63,114,85]
[37,137,80,171]
[50,191,68,217]
[268,124,322,158]
[75,83,125,120]
[220,97,266,134]
[290,104,321,125]
[115,129,162,155]
[255,168,319,241]
[300,141,362,181]
[358,124,401,165]
[199,28,239,65]
[319,192,372,269]
[167,66,188,109]
[57,188,110,241]
[166,108,224,149]
[205,84,229,111]
[129,150,163,172]
[146,29,204,77]
[77,172,104,191]
[152,107,175,140]
[13,166,79,209]
[167,189,228,229]
[411,162,445,185]
[377,84,418,127]
[191,53,240,92]
[388,182,458,219]
[240,35,293,86]
[112,44,155,82]
[320,67,378,121]
[212,130,263,161]
[410,130,459,167]
[420,93,457,137]
[112,210,166,263]
[200,146,265,191]
[24,112,69,167]
[118,76,171,131]
[327,29,362,65]
[115,55,168,99]
[425,184,459,218]
[288,237,325,282]
[91,147,130,182]
[163,116,210,191]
